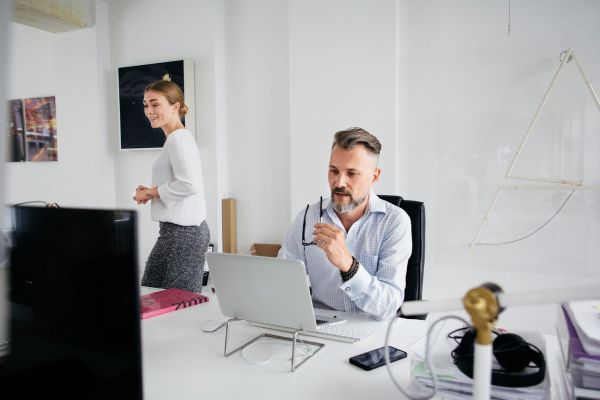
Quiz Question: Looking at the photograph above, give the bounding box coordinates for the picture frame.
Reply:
[23,96,58,161]
[117,59,195,150]
[7,96,58,162]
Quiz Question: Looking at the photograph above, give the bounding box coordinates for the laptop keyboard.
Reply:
[310,325,374,343]
[249,322,375,343]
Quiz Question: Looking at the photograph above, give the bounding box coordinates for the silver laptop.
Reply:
[207,253,328,331]
[206,253,373,342]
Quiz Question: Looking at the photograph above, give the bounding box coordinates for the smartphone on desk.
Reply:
[349,346,407,371]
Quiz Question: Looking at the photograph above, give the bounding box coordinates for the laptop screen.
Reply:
[0,206,143,400]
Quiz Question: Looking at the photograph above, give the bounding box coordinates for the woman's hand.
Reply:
[133,185,159,205]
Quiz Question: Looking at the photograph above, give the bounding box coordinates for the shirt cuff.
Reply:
[339,264,370,298]
[157,184,175,207]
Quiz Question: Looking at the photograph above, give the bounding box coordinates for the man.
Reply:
[280,127,412,320]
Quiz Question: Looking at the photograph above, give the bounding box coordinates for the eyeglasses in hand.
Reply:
[301,196,323,246]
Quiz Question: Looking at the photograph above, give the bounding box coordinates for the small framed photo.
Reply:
[117,59,195,150]
[23,96,58,162]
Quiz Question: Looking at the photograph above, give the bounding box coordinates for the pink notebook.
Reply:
[140,288,209,319]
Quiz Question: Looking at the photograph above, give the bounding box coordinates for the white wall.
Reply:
[398,0,600,278]
[289,0,397,218]
[397,0,600,333]
[221,0,398,252]
[4,1,600,334]
[5,21,116,208]
[224,0,291,253]
[103,0,399,260]
[107,0,218,265]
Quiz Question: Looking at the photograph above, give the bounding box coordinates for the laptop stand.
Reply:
[223,319,325,372]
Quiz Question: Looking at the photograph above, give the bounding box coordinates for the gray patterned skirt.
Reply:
[141,220,210,293]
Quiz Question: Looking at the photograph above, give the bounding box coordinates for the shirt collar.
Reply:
[368,190,387,214]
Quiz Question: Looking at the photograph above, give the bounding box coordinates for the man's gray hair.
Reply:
[332,127,382,156]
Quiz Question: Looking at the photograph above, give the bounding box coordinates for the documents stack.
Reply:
[557,301,600,400]
[409,320,549,399]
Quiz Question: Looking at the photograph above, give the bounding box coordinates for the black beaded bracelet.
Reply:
[340,256,359,282]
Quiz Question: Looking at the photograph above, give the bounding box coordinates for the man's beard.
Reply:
[331,187,368,214]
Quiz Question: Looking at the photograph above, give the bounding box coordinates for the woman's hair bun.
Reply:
[179,103,189,117]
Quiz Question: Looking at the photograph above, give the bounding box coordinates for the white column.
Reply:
[473,343,492,400]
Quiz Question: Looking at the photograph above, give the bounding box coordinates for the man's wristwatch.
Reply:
[340,256,359,282]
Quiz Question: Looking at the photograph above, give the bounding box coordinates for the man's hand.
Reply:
[312,223,354,272]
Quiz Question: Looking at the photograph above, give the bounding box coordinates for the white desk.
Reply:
[140,288,565,400]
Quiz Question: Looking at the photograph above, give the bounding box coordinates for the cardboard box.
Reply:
[250,243,281,258]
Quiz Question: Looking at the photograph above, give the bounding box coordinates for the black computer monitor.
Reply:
[0,206,143,400]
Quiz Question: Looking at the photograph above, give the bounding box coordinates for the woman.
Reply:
[134,78,210,293]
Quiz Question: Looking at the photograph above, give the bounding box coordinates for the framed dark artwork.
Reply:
[118,59,195,150]
[20,96,58,162]
[7,99,26,162]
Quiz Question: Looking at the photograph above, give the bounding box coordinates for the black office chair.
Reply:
[378,195,427,320]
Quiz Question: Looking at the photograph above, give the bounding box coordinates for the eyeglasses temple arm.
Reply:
[319,196,323,223]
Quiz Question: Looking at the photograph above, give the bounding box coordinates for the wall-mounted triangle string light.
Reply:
[469,48,600,248]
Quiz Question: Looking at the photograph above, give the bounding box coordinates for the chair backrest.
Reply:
[377,195,425,302]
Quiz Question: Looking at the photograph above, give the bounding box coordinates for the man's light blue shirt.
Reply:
[280,192,412,320]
